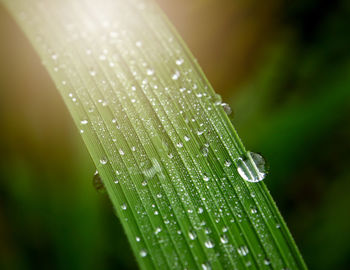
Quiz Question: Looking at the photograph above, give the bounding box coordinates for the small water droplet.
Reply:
[224,160,231,167]
[154,227,162,235]
[51,53,58,60]
[204,240,215,249]
[213,93,222,105]
[236,151,268,182]
[89,69,96,76]
[203,174,210,182]
[136,236,141,242]
[250,207,258,214]
[200,146,209,157]
[146,68,154,76]
[119,149,125,155]
[175,58,184,66]
[198,207,204,214]
[201,262,211,270]
[237,245,249,256]
[184,135,190,141]
[135,41,142,47]
[99,158,108,165]
[80,119,88,125]
[188,230,197,240]
[171,71,180,80]
[177,142,183,148]
[121,203,127,210]
[220,235,229,244]
[92,171,105,192]
[139,249,147,257]
[221,103,232,115]
[264,259,271,265]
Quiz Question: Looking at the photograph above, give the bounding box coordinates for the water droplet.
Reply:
[221,103,232,115]
[99,158,108,165]
[237,245,249,256]
[198,207,204,214]
[89,69,96,76]
[146,68,154,76]
[203,174,210,182]
[177,142,183,148]
[80,119,88,125]
[201,263,211,270]
[154,227,162,235]
[250,207,258,214]
[204,240,215,249]
[175,58,184,66]
[213,93,222,105]
[264,259,271,265]
[135,41,142,47]
[236,151,268,182]
[119,149,125,155]
[93,171,105,192]
[220,235,229,244]
[184,135,190,141]
[188,230,197,240]
[51,53,58,60]
[171,71,180,80]
[224,160,231,167]
[136,236,141,242]
[121,203,127,210]
[139,249,147,257]
[200,146,209,157]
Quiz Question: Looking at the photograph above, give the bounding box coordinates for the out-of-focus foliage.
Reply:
[0,0,349,269]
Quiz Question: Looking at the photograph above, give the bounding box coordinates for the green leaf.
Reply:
[2,0,307,269]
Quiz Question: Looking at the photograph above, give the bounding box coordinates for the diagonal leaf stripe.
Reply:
[2,0,307,269]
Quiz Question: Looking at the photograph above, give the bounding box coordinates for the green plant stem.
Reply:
[1,0,307,269]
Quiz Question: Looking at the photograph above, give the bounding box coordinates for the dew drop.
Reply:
[99,158,108,165]
[80,119,88,125]
[221,103,232,115]
[154,227,162,235]
[119,149,125,155]
[250,207,258,214]
[89,69,96,76]
[224,160,231,167]
[220,235,229,244]
[236,151,268,182]
[92,171,105,193]
[184,135,190,141]
[204,240,215,249]
[139,249,147,257]
[264,259,271,265]
[136,236,141,242]
[175,58,184,66]
[200,146,209,157]
[121,203,127,210]
[135,41,142,47]
[171,71,180,80]
[146,68,154,76]
[203,174,210,182]
[237,245,249,256]
[176,142,183,148]
[188,230,197,240]
[201,263,211,270]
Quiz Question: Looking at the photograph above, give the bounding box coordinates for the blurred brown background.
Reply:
[0,0,349,269]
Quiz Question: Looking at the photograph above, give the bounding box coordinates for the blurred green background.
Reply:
[0,0,349,269]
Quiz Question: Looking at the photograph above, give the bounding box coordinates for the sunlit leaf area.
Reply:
[0,0,349,269]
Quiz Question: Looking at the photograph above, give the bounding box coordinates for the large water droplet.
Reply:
[236,151,268,182]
